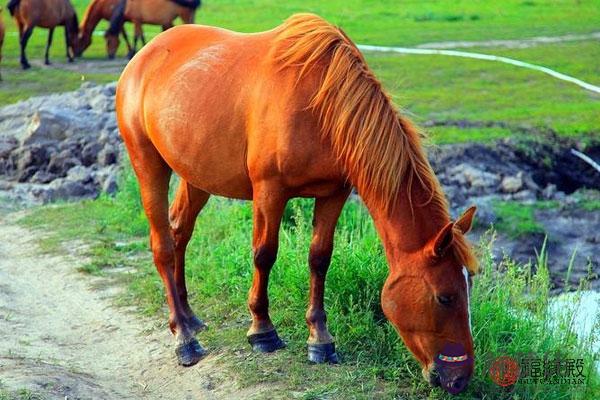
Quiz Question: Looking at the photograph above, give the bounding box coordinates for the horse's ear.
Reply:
[454,206,476,234]
[432,222,454,258]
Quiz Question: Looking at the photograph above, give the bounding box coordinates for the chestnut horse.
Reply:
[116,14,478,394]
[75,0,136,59]
[7,0,78,69]
[107,0,200,58]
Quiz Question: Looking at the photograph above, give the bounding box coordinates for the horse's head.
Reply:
[74,32,91,57]
[381,207,476,394]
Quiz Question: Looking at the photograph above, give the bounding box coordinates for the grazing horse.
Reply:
[0,8,4,80]
[75,0,137,59]
[107,0,200,58]
[7,0,78,69]
[116,14,478,394]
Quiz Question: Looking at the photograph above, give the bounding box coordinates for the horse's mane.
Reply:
[80,0,101,31]
[274,13,477,273]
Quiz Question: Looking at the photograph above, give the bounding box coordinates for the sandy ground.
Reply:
[0,211,247,400]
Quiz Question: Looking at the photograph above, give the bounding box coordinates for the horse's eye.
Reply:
[436,295,454,306]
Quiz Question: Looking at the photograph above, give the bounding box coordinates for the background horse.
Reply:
[107,0,200,58]
[76,0,137,59]
[7,0,78,69]
[116,13,478,394]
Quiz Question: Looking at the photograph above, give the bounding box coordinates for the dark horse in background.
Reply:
[106,0,200,58]
[7,0,78,69]
[116,13,478,395]
[75,0,136,59]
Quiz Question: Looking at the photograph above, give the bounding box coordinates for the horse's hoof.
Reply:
[247,329,286,353]
[188,315,207,334]
[175,337,206,367]
[44,61,51,66]
[307,342,339,364]
[21,63,31,70]
[127,51,135,59]
[108,54,116,60]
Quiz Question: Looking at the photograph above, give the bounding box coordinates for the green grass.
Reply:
[493,202,546,238]
[18,168,600,399]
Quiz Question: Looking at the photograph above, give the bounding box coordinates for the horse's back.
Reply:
[126,0,180,24]
[118,24,261,198]
[117,23,344,200]
[16,0,74,26]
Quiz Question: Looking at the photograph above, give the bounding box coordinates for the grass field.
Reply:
[18,171,600,399]
[0,1,599,143]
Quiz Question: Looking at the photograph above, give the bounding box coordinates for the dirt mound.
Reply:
[0,82,120,204]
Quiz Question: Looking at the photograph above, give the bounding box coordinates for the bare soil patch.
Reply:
[0,212,269,400]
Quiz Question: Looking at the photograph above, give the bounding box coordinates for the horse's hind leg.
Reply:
[169,180,210,334]
[122,132,206,366]
[121,27,132,56]
[306,189,350,364]
[44,28,54,65]
[19,24,33,70]
[246,182,287,353]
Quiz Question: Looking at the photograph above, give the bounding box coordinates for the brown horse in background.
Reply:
[7,0,78,69]
[0,8,4,80]
[107,0,200,58]
[116,13,478,394]
[75,0,136,59]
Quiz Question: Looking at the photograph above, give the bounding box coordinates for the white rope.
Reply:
[357,44,600,95]
[570,149,600,173]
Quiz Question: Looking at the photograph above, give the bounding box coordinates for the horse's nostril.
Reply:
[451,376,468,391]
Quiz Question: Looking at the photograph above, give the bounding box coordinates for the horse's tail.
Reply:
[168,0,201,10]
[7,0,20,16]
[107,0,127,36]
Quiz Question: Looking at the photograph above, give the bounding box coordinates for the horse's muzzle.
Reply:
[423,364,471,395]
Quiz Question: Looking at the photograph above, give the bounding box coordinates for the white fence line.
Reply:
[357,44,600,95]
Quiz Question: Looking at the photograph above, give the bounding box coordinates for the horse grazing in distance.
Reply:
[107,0,200,58]
[116,13,478,395]
[7,0,78,69]
[75,0,137,59]
[0,8,4,80]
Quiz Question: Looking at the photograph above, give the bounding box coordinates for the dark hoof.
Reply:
[247,329,286,353]
[127,51,135,59]
[175,338,206,367]
[67,58,74,64]
[308,342,339,364]
[44,60,51,66]
[188,315,207,334]
[108,54,116,60]
[21,63,31,70]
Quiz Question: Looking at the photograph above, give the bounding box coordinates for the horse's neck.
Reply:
[81,5,102,36]
[365,182,449,266]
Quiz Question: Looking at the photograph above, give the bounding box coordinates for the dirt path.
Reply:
[0,212,244,400]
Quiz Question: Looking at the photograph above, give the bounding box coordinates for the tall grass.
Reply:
[19,167,600,398]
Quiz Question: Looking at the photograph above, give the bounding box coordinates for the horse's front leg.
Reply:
[19,24,34,70]
[247,184,287,352]
[169,180,210,334]
[44,28,54,65]
[306,189,350,363]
